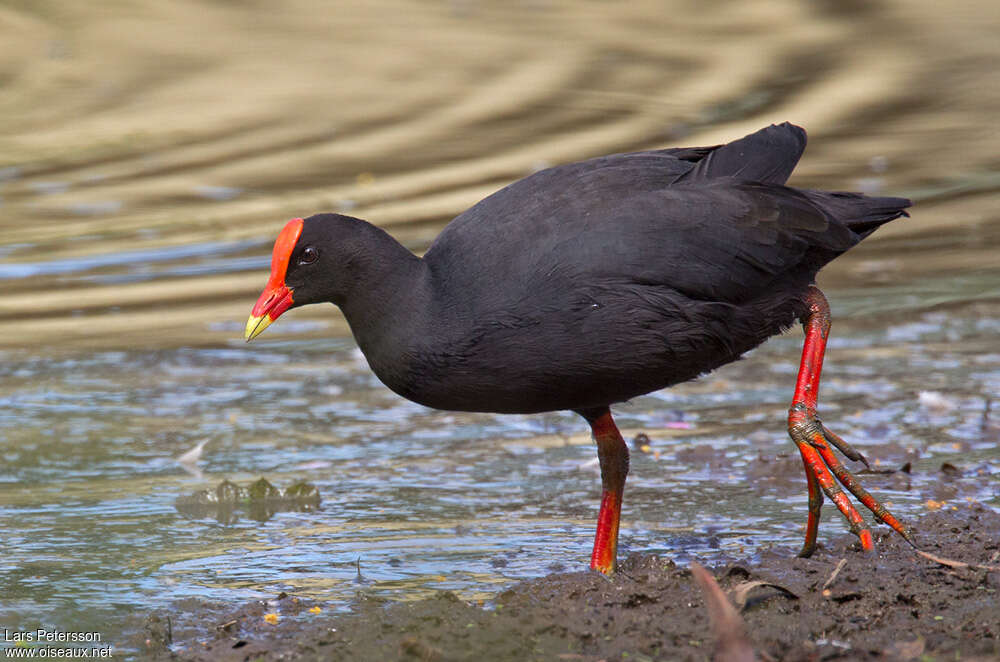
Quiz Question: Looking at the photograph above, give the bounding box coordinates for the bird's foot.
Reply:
[789,404,916,557]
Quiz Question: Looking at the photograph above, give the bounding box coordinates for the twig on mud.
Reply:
[216,619,238,632]
[822,558,849,591]
[690,562,755,662]
[915,549,1000,572]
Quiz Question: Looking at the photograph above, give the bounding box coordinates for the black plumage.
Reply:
[279,123,909,414]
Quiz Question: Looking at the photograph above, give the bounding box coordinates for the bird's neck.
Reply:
[337,227,431,379]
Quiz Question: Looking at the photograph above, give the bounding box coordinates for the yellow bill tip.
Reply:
[245,314,273,342]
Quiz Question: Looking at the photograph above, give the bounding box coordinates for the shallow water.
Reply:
[1,0,999,654]
[1,305,997,648]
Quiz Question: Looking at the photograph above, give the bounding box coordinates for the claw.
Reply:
[811,426,916,546]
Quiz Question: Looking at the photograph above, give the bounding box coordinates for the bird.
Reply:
[245,122,916,574]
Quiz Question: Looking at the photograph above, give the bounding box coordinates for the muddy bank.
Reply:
[143,504,1000,661]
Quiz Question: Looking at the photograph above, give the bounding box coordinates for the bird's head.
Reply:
[244,214,367,341]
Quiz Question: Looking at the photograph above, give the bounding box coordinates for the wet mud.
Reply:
[143,504,1000,661]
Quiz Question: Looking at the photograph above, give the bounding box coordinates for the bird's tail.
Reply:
[800,189,911,239]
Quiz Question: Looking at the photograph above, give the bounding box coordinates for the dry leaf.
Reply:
[730,581,799,611]
[690,562,755,662]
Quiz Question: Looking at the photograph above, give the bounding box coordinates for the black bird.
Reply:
[246,123,915,573]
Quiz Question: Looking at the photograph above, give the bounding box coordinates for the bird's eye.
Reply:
[299,246,319,265]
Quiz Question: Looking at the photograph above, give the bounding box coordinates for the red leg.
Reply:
[578,407,629,574]
[788,286,915,556]
[798,450,823,557]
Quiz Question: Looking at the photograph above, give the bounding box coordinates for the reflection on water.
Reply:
[0,0,998,653]
[0,239,266,282]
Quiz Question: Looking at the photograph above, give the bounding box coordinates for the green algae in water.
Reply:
[175,479,322,523]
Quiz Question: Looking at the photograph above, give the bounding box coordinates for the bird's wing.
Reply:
[427,124,840,305]
[674,122,806,185]
[537,180,859,304]
[443,179,861,307]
